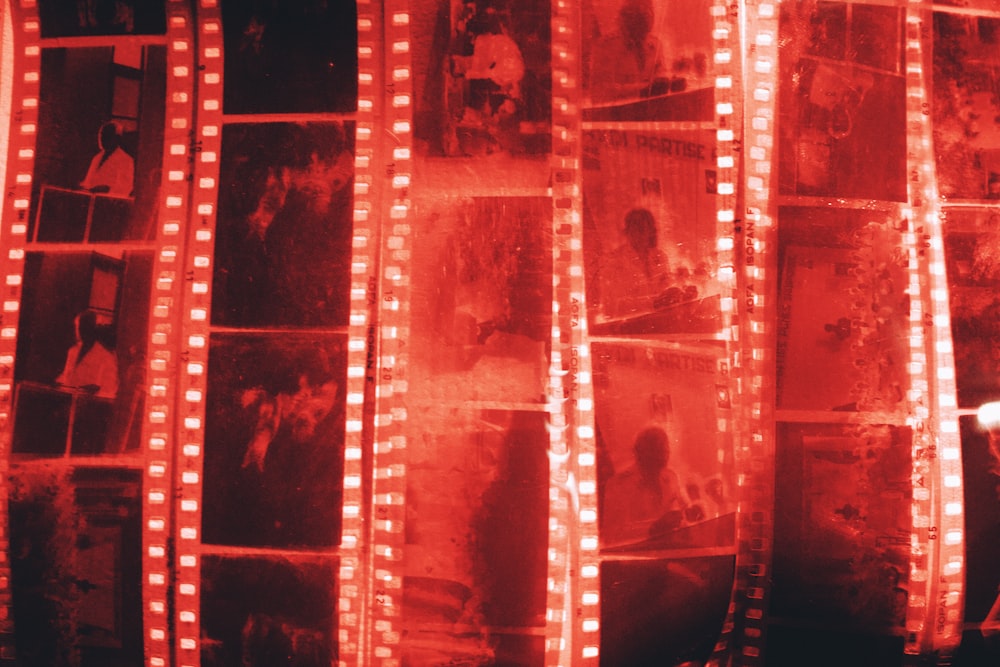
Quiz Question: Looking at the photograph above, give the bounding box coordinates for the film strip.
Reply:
[571,0,742,664]
[729,2,778,664]
[0,2,191,666]
[147,2,195,666]
[546,0,589,663]
[171,1,221,665]
[901,6,964,659]
[172,2,371,666]
[706,1,743,665]
[368,0,407,665]
[340,0,382,665]
[0,1,36,660]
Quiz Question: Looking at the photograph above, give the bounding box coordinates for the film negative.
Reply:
[592,338,735,667]
[200,554,339,666]
[726,1,779,664]
[775,206,910,414]
[12,249,154,458]
[933,8,1000,201]
[581,0,715,123]
[401,91,553,667]
[944,208,1000,408]
[411,0,551,164]
[38,0,166,38]
[771,421,911,638]
[169,3,372,667]
[776,2,907,203]
[219,0,358,116]
[0,2,194,666]
[398,407,549,666]
[594,340,736,553]
[201,333,347,549]
[548,0,592,663]
[582,127,723,337]
[210,121,355,329]
[28,43,166,244]
[9,465,144,664]
[904,6,963,659]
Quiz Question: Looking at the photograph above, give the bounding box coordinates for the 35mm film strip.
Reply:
[369,0,406,664]
[547,0,588,663]
[900,3,961,660]
[730,1,778,663]
[0,1,992,666]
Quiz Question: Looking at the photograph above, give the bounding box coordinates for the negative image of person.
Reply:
[603,425,689,547]
[599,207,671,319]
[80,121,135,197]
[225,346,345,547]
[588,0,668,102]
[56,309,119,399]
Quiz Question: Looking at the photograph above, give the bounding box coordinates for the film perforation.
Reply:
[368,1,406,665]
[730,2,779,664]
[900,5,963,660]
[169,2,222,666]
[0,0,33,652]
[547,0,585,662]
[337,0,381,663]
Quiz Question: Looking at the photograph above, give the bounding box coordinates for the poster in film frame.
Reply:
[583,127,723,338]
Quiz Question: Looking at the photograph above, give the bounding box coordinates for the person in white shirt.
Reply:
[56,309,119,399]
[80,121,134,197]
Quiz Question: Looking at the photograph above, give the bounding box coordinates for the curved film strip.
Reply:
[576,0,740,665]
[340,0,381,664]
[932,3,1000,665]
[729,1,778,664]
[764,2,928,665]
[369,0,407,664]
[900,6,963,660]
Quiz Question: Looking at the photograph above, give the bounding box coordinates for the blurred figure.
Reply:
[589,0,668,102]
[234,346,343,547]
[55,309,118,399]
[80,121,134,197]
[824,316,852,340]
[239,358,339,474]
[600,207,670,318]
[602,426,686,546]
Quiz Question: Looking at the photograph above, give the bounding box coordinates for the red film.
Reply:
[1,0,998,665]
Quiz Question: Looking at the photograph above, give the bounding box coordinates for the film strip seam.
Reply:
[0,1,36,660]
[339,1,382,665]
[367,2,410,665]
[171,1,223,664]
[546,0,597,664]
[729,2,779,665]
[901,7,964,659]
[706,1,744,665]
[146,2,195,666]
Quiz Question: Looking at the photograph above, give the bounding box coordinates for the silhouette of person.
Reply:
[589,0,668,102]
[80,121,134,197]
[602,426,685,547]
[56,309,119,399]
[600,207,671,318]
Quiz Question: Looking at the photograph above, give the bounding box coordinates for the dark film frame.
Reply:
[201,333,347,550]
[30,46,166,245]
